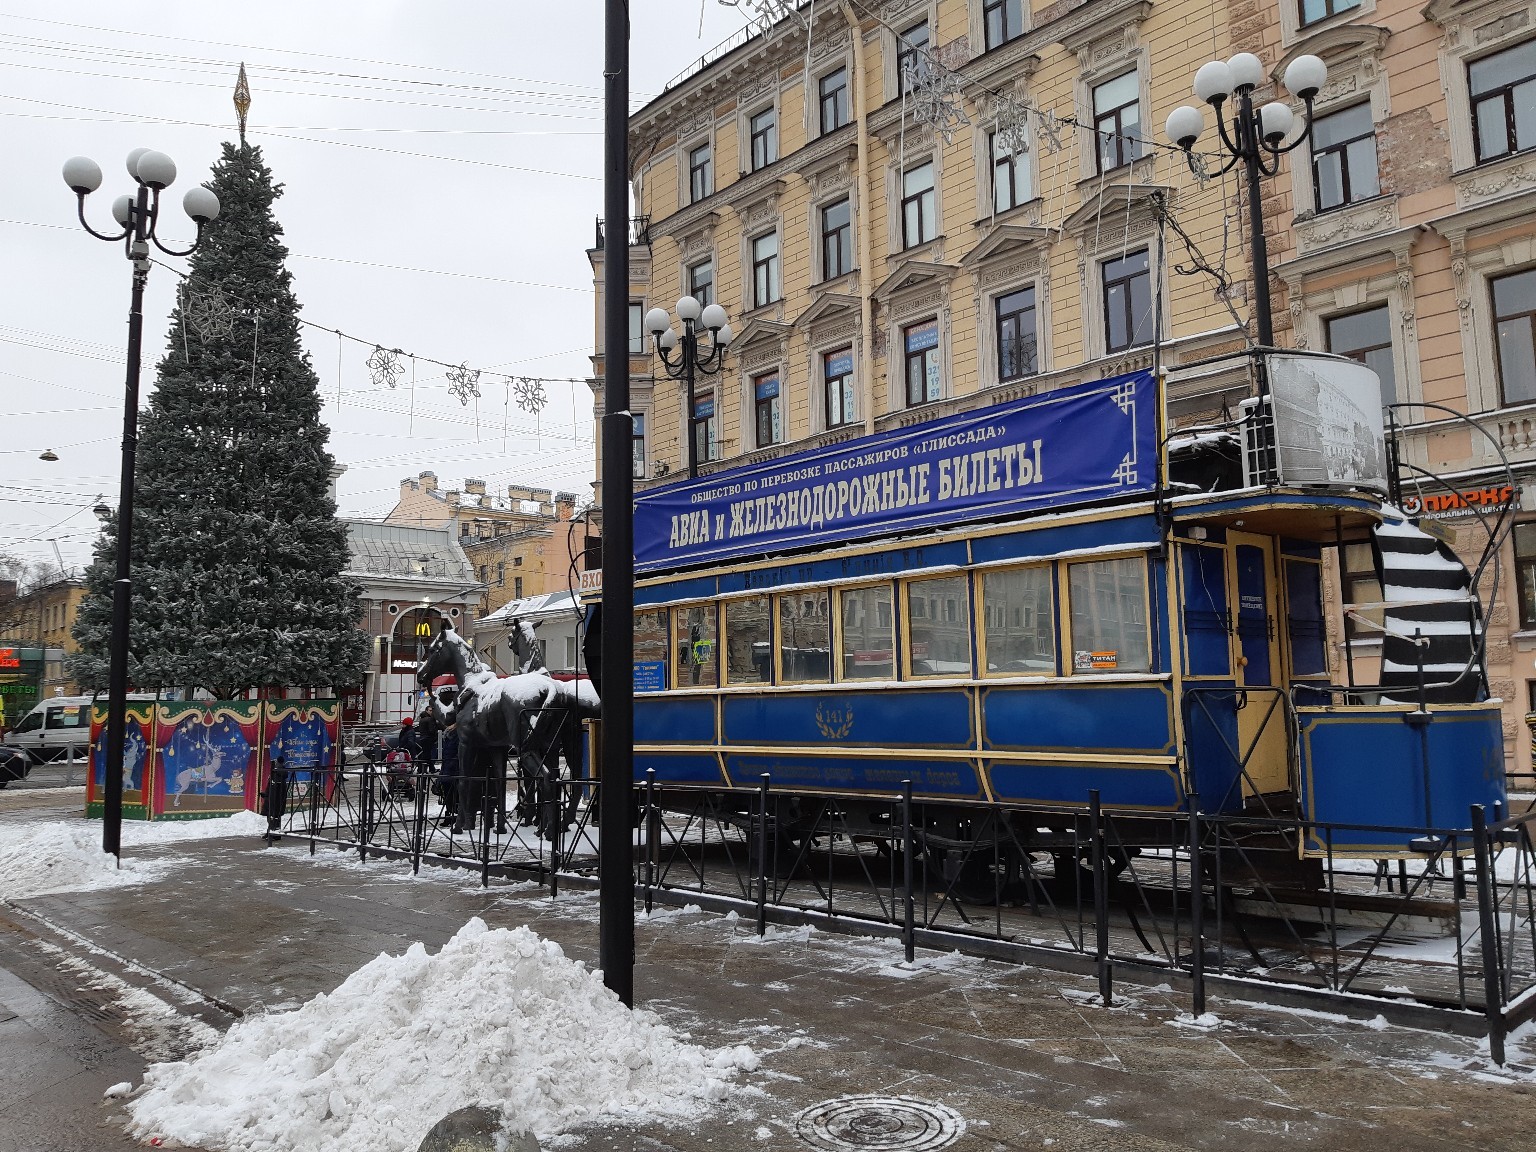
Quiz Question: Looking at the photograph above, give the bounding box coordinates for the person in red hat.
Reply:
[395,714,422,761]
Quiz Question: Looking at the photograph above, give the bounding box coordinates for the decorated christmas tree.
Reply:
[71,142,368,699]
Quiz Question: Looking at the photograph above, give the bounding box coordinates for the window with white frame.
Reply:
[1311,103,1380,211]
[1494,266,1536,406]
[1470,39,1536,163]
[996,285,1038,381]
[1102,249,1152,352]
[903,319,942,406]
[990,131,1030,212]
[688,258,714,306]
[824,347,856,428]
[753,371,783,447]
[897,20,930,94]
[1300,0,1362,25]
[821,198,852,280]
[628,301,645,353]
[820,67,850,134]
[1326,305,1397,405]
[751,232,781,307]
[1092,71,1143,172]
[631,411,647,478]
[900,162,936,248]
[688,141,713,203]
[749,106,778,171]
[983,0,1024,50]
[691,390,718,464]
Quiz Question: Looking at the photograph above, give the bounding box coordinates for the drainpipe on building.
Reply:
[840,0,878,437]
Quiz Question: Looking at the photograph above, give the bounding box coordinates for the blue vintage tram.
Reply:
[617,359,1504,866]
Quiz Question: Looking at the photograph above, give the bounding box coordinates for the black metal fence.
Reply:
[262,741,1536,1063]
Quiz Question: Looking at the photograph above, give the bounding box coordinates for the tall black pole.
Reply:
[1237,90,1274,351]
[599,0,635,1007]
[684,324,698,479]
[103,185,150,862]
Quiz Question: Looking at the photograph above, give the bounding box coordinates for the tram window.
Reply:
[635,609,670,692]
[1341,542,1384,641]
[779,590,831,682]
[838,584,895,680]
[674,604,719,688]
[1067,557,1150,674]
[907,574,972,677]
[981,566,1055,675]
[1285,559,1328,677]
[724,596,773,685]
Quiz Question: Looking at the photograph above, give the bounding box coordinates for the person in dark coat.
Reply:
[395,715,422,759]
[262,753,289,842]
[437,712,460,827]
[415,705,440,770]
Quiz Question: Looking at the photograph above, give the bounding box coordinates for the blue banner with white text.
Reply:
[634,370,1156,572]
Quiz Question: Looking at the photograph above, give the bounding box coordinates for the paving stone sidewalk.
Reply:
[1,809,1532,1152]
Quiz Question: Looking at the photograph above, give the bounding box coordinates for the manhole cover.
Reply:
[793,1095,965,1151]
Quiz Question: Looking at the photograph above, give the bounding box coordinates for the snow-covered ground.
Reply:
[124,918,757,1152]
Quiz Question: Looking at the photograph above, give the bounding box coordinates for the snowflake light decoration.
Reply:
[992,94,1034,159]
[904,57,970,144]
[366,345,404,389]
[181,282,236,341]
[1036,107,1067,154]
[513,376,548,416]
[719,0,806,34]
[446,362,481,406]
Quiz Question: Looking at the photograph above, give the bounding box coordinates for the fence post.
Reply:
[550,770,563,900]
[359,759,371,862]
[1471,804,1506,1066]
[1187,794,1205,1019]
[902,780,915,965]
[756,773,770,937]
[411,761,426,875]
[1090,788,1112,1007]
[643,768,657,915]
[308,758,322,858]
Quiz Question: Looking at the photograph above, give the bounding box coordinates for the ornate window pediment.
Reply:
[1061,184,1170,246]
[794,292,862,349]
[872,259,957,303]
[732,318,794,374]
[959,224,1055,270]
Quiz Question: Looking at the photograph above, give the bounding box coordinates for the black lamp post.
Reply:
[644,298,733,479]
[1164,51,1328,361]
[62,149,220,861]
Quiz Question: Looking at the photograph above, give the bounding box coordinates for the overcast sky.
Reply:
[0,1,756,574]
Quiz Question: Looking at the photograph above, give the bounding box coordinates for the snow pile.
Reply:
[0,811,267,901]
[125,918,758,1152]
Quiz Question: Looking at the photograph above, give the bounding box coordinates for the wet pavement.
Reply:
[1,789,1533,1151]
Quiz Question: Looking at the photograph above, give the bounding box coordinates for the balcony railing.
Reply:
[593,216,651,250]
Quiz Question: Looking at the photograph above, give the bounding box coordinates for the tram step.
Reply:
[1231,888,1459,934]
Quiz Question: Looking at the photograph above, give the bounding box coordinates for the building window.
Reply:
[514,576,523,598]
[903,319,941,406]
[477,564,487,582]
[991,131,1029,212]
[821,197,852,280]
[1092,70,1142,173]
[754,372,783,447]
[1311,103,1379,211]
[1340,541,1383,640]
[631,411,647,479]
[1102,249,1152,353]
[1300,0,1361,25]
[628,301,645,354]
[688,258,714,307]
[1326,305,1396,405]
[900,162,936,248]
[751,232,781,307]
[1516,523,1536,628]
[497,561,505,587]
[749,107,778,170]
[898,20,930,94]
[692,391,718,464]
[996,286,1038,381]
[1494,267,1536,406]
[820,67,850,134]
[1471,39,1536,163]
[688,142,712,203]
[983,0,1024,49]
[824,347,856,428]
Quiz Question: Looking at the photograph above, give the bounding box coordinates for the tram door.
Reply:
[1226,532,1289,799]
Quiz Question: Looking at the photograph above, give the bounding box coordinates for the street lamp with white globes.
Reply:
[644,296,733,479]
[61,148,220,862]
[1163,52,1328,354]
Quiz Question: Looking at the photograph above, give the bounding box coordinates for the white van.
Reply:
[7,695,153,763]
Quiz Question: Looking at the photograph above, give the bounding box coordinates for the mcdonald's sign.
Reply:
[415,620,433,637]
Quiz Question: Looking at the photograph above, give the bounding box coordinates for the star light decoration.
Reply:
[512,376,547,415]
[180,281,236,341]
[719,0,806,34]
[991,92,1034,160]
[366,345,404,389]
[446,362,481,406]
[903,45,972,144]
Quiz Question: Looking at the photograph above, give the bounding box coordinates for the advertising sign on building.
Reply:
[633,370,1156,572]
[1401,484,1515,520]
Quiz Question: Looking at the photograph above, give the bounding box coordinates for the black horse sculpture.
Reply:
[415,624,599,838]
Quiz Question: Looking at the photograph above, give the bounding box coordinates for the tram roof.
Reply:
[1166,486,1383,542]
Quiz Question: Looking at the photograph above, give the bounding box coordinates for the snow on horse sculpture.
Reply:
[415,623,599,838]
